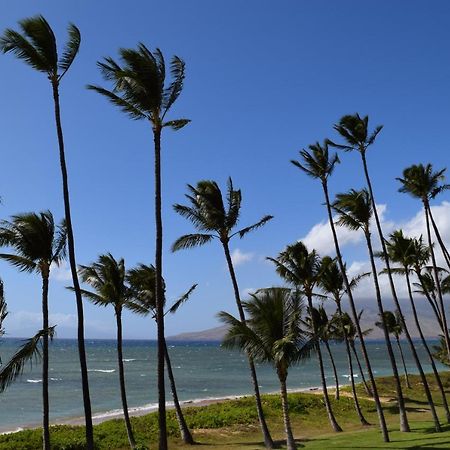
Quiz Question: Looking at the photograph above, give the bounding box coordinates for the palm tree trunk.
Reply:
[395,336,411,389]
[115,309,136,448]
[428,206,450,268]
[405,269,450,423]
[424,202,450,366]
[222,241,274,449]
[364,228,410,432]
[324,341,339,400]
[322,182,389,441]
[336,304,370,425]
[415,269,443,331]
[350,342,371,396]
[164,341,195,444]
[361,153,411,432]
[41,273,50,450]
[51,80,94,449]
[153,125,167,450]
[306,294,342,432]
[278,370,297,450]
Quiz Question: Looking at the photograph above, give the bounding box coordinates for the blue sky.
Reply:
[1,0,450,338]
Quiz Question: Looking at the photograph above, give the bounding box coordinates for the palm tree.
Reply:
[88,45,189,450]
[318,257,370,424]
[0,16,94,447]
[397,163,450,363]
[0,211,66,449]
[389,233,450,422]
[75,254,137,448]
[0,279,6,364]
[375,311,410,388]
[172,178,274,448]
[268,242,342,432]
[219,288,314,450]
[304,305,340,400]
[127,263,196,445]
[291,141,389,440]
[432,336,450,366]
[332,188,411,432]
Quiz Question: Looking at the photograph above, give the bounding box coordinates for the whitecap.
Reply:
[122,359,136,362]
[27,379,42,383]
[88,369,115,373]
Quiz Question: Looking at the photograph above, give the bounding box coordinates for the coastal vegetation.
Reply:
[0,11,449,450]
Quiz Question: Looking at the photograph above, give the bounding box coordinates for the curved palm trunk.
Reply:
[41,274,50,450]
[362,153,443,431]
[322,182,388,441]
[222,241,274,449]
[428,207,450,268]
[406,270,450,422]
[115,309,136,448]
[350,342,371,396]
[337,304,370,425]
[416,270,443,330]
[424,202,450,365]
[394,336,411,389]
[164,341,195,444]
[364,229,410,432]
[324,341,339,400]
[153,126,168,450]
[51,81,94,449]
[306,294,342,432]
[278,370,297,450]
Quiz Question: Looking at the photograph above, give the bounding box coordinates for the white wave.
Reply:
[88,369,115,373]
[27,379,42,383]
[0,427,23,435]
[341,374,359,378]
[50,378,62,381]
[122,359,136,362]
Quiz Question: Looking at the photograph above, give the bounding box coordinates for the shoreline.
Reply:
[0,384,325,435]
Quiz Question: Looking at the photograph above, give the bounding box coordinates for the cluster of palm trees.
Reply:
[0,13,450,450]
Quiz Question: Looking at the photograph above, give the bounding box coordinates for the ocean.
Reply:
[0,338,446,433]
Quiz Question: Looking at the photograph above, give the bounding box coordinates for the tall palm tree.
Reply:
[75,254,137,448]
[397,163,450,362]
[332,188,411,432]
[0,16,94,447]
[331,114,419,432]
[304,305,340,400]
[291,141,389,440]
[387,232,450,422]
[219,288,315,450]
[375,311,410,388]
[172,178,275,448]
[268,242,342,432]
[0,279,6,364]
[318,257,370,424]
[0,211,67,449]
[127,263,196,445]
[88,45,189,450]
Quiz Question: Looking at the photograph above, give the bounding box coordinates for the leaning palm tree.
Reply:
[0,16,93,447]
[375,311,410,389]
[0,211,66,449]
[268,242,342,432]
[397,163,450,362]
[88,45,189,449]
[388,232,450,422]
[291,141,389,440]
[127,263,196,445]
[75,254,136,448]
[332,188,412,432]
[172,178,274,448]
[219,287,314,450]
[318,257,370,424]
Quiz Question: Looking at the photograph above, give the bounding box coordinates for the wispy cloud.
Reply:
[231,248,254,266]
[50,261,72,282]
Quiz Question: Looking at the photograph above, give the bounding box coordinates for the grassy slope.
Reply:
[1,373,450,449]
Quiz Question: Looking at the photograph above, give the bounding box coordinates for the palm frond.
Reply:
[58,23,81,78]
[0,253,37,273]
[171,233,215,251]
[234,215,274,239]
[163,119,190,130]
[0,326,55,392]
[162,55,186,115]
[167,284,198,315]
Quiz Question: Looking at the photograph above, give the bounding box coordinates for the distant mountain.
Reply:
[168,298,442,341]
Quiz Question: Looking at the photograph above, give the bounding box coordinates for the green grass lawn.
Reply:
[2,373,450,449]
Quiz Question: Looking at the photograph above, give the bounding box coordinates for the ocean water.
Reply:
[0,338,446,432]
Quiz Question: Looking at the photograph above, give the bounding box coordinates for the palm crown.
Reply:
[291,141,340,183]
[0,211,66,275]
[87,44,189,130]
[330,113,383,154]
[332,188,372,232]
[0,15,80,83]
[375,311,404,339]
[172,178,273,250]
[397,163,449,203]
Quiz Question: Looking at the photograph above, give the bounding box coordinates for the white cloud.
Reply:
[231,248,254,266]
[50,261,72,282]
